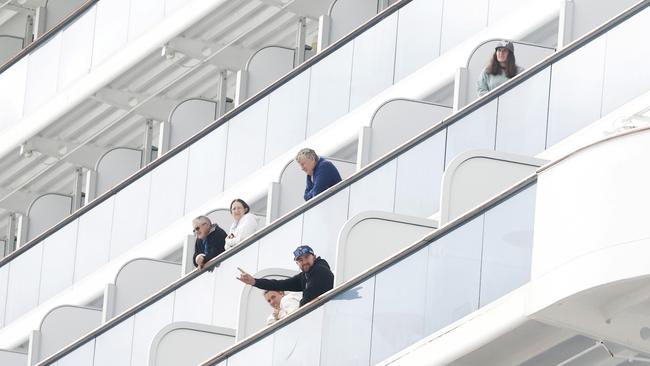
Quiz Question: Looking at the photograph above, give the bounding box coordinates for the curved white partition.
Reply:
[335,211,438,285]
[454,39,555,110]
[326,0,379,47]
[167,99,219,152]
[103,258,181,322]
[25,193,73,243]
[28,305,101,365]
[95,147,143,198]
[439,150,547,225]
[149,322,235,366]
[358,98,452,168]
[236,268,300,341]
[236,46,295,105]
[0,349,26,366]
[266,157,356,223]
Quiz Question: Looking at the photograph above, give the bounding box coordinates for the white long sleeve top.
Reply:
[224,213,259,250]
[265,292,301,325]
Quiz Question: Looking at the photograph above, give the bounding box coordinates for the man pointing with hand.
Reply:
[237,245,334,307]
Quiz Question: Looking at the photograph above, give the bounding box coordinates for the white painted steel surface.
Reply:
[335,211,437,285]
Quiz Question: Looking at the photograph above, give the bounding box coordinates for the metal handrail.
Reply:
[0,0,413,268]
[0,0,98,75]
[34,1,650,364]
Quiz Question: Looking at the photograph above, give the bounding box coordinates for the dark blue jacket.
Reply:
[304,158,342,201]
[192,224,227,268]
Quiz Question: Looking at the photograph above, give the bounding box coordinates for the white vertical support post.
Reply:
[317,15,331,53]
[234,70,248,107]
[181,235,195,275]
[101,283,117,323]
[4,212,17,255]
[216,70,228,117]
[72,168,84,210]
[84,170,97,205]
[453,67,469,112]
[16,214,28,248]
[157,121,170,158]
[32,7,46,41]
[266,182,281,225]
[356,126,372,170]
[294,17,307,66]
[558,0,575,49]
[24,14,34,46]
[378,0,390,11]
[27,330,41,366]
[143,119,154,165]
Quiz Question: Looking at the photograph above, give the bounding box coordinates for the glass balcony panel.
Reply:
[349,13,398,109]
[75,197,114,282]
[306,43,354,137]
[495,69,551,156]
[480,185,536,306]
[370,248,429,364]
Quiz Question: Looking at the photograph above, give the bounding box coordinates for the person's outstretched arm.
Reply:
[237,268,303,292]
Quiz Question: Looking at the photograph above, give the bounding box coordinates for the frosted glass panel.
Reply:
[320,278,375,366]
[92,0,130,67]
[130,293,175,366]
[496,69,550,156]
[146,150,189,236]
[546,38,606,146]
[0,265,8,327]
[0,57,27,131]
[128,0,165,41]
[23,33,62,114]
[224,99,269,188]
[445,100,497,166]
[601,9,650,115]
[272,308,324,366]
[227,335,274,366]
[480,186,535,306]
[165,0,186,14]
[440,0,488,52]
[257,216,303,271]
[93,316,134,366]
[211,243,259,329]
[265,71,310,163]
[5,246,43,323]
[371,249,428,364]
[110,175,151,259]
[349,13,398,109]
[348,161,397,218]
[58,6,96,90]
[424,216,483,334]
[39,221,78,302]
[301,189,350,266]
[394,131,446,217]
[56,339,95,366]
[393,0,443,82]
[173,271,216,324]
[75,197,114,281]
[184,126,228,214]
[306,43,353,137]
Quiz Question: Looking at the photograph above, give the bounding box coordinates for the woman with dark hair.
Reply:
[225,198,259,250]
[477,40,522,96]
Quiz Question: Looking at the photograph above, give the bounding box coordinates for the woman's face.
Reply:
[231,201,246,221]
[496,47,510,63]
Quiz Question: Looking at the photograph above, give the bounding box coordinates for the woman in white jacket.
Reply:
[225,198,259,250]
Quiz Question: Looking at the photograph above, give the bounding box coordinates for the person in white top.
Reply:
[225,198,259,250]
[264,290,301,325]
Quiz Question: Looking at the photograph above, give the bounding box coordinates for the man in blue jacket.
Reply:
[295,148,342,201]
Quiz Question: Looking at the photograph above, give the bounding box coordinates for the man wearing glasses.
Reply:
[191,215,228,270]
[237,245,334,307]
